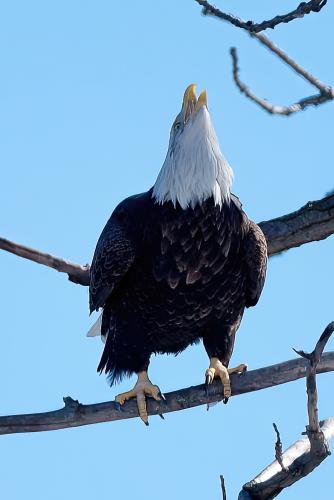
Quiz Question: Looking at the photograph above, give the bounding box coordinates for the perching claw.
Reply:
[115,371,162,425]
[205,373,214,410]
[204,358,247,405]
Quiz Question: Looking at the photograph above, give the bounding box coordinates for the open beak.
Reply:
[181,84,207,123]
[195,89,207,112]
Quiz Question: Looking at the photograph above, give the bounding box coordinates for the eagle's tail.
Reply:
[97,327,124,386]
[95,309,124,386]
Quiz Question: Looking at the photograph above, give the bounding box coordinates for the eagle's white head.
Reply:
[153,84,233,209]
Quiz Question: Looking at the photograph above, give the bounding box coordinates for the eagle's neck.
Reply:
[152,108,233,210]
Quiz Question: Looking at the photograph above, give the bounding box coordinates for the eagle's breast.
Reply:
[151,198,246,292]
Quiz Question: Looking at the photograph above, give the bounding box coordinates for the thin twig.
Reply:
[0,350,334,435]
[230,47,333,116]
[195,0,328,34]
[273,423,286,471]
[195,0,334,115]
[252,32,333,95]
[230,32,334,116]
[2,193,334,281]
[220,475,227,500]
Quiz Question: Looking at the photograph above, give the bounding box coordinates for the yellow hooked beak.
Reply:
[196,89,207,111]
[181,84,208,122]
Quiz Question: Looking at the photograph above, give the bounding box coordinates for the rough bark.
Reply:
[195,0,328,34]
[0,351,333,436]
[239,323,334,499]
[1,193,333,283]
[0,237,90,285]
[259,193,334,255]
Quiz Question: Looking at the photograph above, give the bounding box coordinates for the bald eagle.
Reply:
[89,84,267,424]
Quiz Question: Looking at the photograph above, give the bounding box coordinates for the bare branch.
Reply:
[230,46,333,116]
[0,350,334,436]
[195,0,328,34]
[1,193,334,282]
[239,323,334,499]
[220,475,227,500]
[252,32,332,94]
[259,193,334,256]
[196,1,334,115]
[239,418,334,499]
[298,322,334,451]
[0,237,90,286]
[230,31,334,116]
[273,423,286,472]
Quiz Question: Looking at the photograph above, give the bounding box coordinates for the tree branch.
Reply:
[1,350,334,436]
[230,46,333,116]
[239,323,334,499]
[195,1,334,115]
[252,32,331,94]
[272,423,286,472]
[229,31,334,116]
[259,192,334,255]
[0,237,90,286]
[220,475,227,500]
[1,193,333,280]
[195,0,328,34]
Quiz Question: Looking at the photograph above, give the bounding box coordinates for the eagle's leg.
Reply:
[115,371,162,425]
[203,320,247,404]
[205,358,247,403]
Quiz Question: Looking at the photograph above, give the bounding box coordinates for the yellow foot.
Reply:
[205,358,247,404]
[115,371,162,425]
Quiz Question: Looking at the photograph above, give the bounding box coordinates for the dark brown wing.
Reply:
[89,215,136,313]
[243,220,267,308]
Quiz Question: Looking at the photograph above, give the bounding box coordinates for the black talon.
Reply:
[144,421,149,426]
[115,402,123,412]
[205,374,212,397]
[159,413,165,420]
[223,397,229,404]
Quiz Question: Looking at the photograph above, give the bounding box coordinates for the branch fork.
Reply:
[238,323,334,499]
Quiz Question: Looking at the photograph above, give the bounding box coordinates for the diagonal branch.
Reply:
[195,0,328,34]
[239,323,334,499]
[239,418,334,499]
[259,192,334,255]
[195,1,334,115]
[0,350,334,435]
[230,47,333,116]
[1,193,334,282]
[230,32,334,116]
[0,237,90,286]
[251,32,331,94]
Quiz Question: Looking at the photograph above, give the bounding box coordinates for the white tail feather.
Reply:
[86,314,102,337]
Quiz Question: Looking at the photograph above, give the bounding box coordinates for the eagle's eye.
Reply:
[174,122,181,131]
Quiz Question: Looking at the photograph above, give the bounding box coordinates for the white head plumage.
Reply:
[153,84,233,209]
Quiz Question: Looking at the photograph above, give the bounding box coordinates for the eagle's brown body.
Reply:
[89,189,267,385]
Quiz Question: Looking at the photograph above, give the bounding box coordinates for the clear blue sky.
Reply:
[1,1,333,499]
